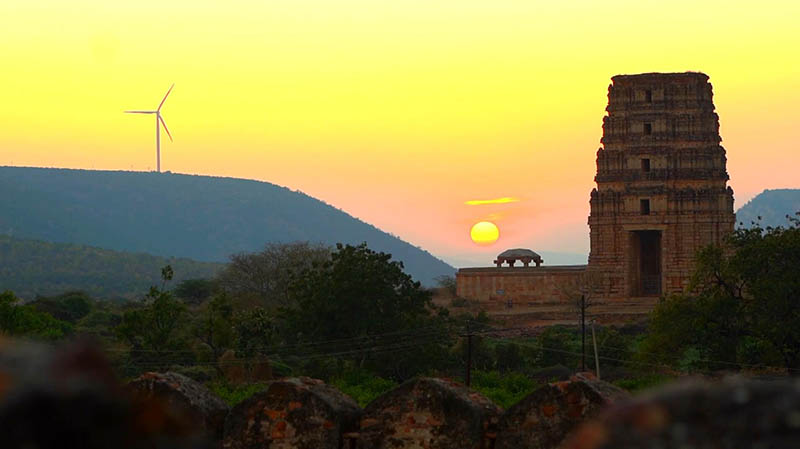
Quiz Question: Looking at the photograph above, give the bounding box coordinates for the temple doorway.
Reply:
[629,230,662,296]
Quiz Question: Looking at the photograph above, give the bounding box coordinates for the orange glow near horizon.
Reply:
[1,1,799,267]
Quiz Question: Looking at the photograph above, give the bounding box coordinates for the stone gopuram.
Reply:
[588,72,735,299]
[456,72,736,323]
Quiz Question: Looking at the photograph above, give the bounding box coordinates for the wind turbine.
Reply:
[125,84,174,173]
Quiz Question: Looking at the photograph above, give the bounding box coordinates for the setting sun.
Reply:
[470,221,500,246]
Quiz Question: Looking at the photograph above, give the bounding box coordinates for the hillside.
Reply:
[736,189,800,228]
[0,166,454,285]
[0,235,223,300]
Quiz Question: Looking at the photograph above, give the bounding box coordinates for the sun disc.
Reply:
[470,221,500,245]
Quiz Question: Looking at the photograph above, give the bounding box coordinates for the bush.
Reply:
[330,368,397,407]
[613,373,673,392]
[207,381,268,406]
[470,370,538,408]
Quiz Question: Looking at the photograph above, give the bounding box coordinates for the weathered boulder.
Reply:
[0,338,209,449]
[222,377,361,449]
[495,373,628,449]
[127,371,230,440]
[560,377,800,449]
[357,377,502,449]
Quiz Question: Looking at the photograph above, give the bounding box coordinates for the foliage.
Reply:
[0,235,222,301]
[470,370,539,409]
[282,243,451,380]
[116,267,191,371]
[0,290,72,339]
[192,293,236,374]
[434,275,457,297]
[218,242,330,308]
[234,307,277,358]
[29,291,92,323]
[0,166,454,286]
[613,373,673,392]
[641,215,800,373]
[174,278,220,305]
[330,368,398,406]
[207,381,268,406]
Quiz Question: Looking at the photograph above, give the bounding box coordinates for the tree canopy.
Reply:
[640,214,800,373]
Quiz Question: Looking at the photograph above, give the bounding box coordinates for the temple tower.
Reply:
[588,72,735,299]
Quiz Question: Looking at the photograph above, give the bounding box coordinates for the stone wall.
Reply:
[456,266,586,306]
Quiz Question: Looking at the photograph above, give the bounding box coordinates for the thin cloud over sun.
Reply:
[464,197,521,206]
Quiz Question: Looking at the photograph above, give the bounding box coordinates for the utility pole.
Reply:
[464,321,473,387]
[581,294,586,372]
[591,319,600,379]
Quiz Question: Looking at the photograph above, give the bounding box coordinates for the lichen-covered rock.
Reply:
[560,377,800,449]
[495,373,628,449]
[127,371,230,440]
[0,338,209,449]
[357,377,501,449]
[222,377,361,449]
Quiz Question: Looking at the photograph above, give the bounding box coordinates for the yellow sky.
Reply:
[2,0,799,266]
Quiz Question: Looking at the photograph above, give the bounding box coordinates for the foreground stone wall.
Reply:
[222,377,361,449]
[495,373,629,449]
[357,377,501,449]
[7,340,799,449]
[127,371,230,441]
[562,378,800,449]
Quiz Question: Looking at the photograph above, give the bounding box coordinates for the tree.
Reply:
[192,293,235,374]
[281,243,449,380]
[217,242,330,308]
[174,278,220,305]
[117,266,189,370]
[234,307,277,358]
[0,290,72,339]
[29,291,92,323]
[640,214,800,373]
[434,275,457,297]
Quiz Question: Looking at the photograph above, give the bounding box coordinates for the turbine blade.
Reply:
[124,110,156,114]
[157,84,174,111]
[159,115,173,142]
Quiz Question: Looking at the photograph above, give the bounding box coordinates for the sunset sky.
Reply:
[2,0,798,267]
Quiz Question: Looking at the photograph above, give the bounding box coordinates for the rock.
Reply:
[561,377,800,449]
[222,377,361,449]
[495,373,628,449]
[127,371,230,440]
[357,377,501,449]
[0,338,209,449]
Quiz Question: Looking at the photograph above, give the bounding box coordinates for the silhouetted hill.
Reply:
[0,167,454,285]
[736,189,800,229]
[0,235,222,300]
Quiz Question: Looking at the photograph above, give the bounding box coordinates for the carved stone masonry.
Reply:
[587,72,735,299]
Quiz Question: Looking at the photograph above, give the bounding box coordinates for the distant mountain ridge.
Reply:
[736,189,800,229]
[0,235,222,300]
[0,167,454,285]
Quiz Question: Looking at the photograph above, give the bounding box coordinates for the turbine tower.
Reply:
[125,84,174,172]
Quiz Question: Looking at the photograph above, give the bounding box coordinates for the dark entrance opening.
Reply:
[629,230,662,296]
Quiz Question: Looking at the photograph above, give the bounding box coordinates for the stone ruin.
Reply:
[561,377,800,449]
[0,338,209,449]
[356,377,502,449]
[222,377,361,449]
[494,373,629,449]
[5,339,800,449]
[127,371,230,441]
